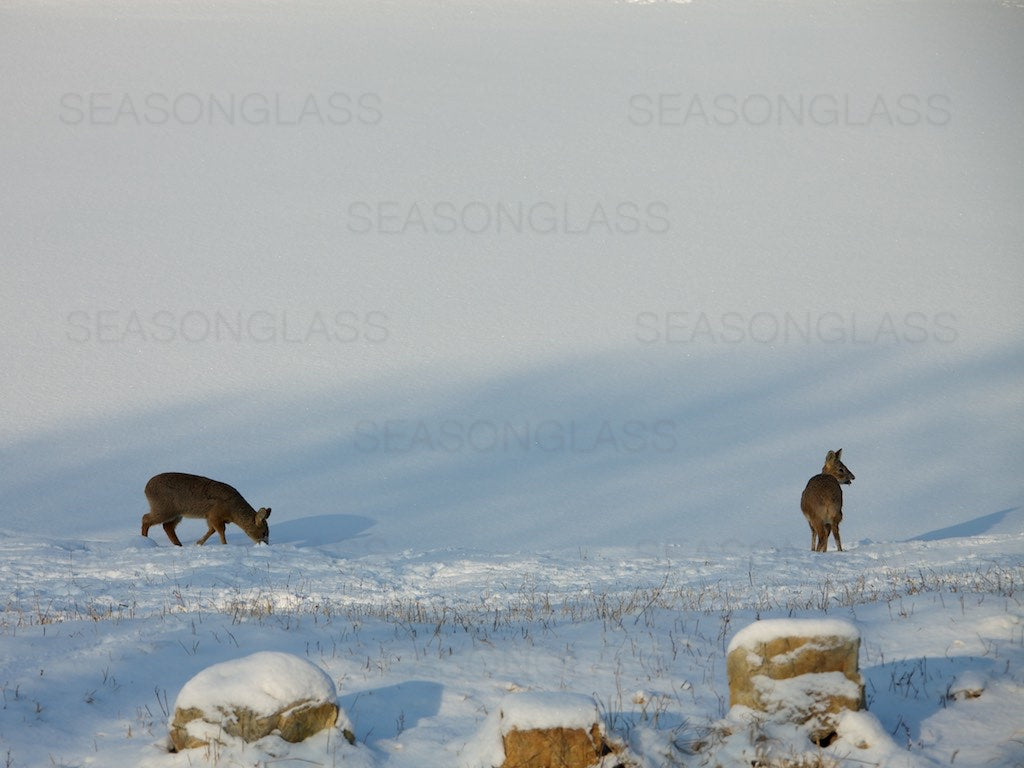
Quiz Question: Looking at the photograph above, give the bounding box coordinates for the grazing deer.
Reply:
[800,449,855,552]
[141,472,270,546]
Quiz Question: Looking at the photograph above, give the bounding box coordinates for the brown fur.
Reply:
[141,472,270,546]
[800,449,854,552]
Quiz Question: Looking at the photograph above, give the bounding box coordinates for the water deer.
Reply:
[800,449,855,552]
[141,472,271,546]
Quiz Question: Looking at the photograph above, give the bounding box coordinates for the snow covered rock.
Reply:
[168,651,350,752]
[947,670,986,701]
[472,692,624,768]
[726,618,864,743]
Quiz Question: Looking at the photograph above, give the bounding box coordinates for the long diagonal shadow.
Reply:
[0,341,1021,552]
[906,507,1020,542]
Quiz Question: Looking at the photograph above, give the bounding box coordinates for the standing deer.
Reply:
[141,472,270,546]
[800,449,855,552]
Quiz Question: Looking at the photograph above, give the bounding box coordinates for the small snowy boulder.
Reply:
[947,670,986,701]
[495,692,621,768]
[726,618,864,742]
[169,651,347,752]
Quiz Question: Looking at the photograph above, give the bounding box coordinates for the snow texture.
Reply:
[752,672,861,714]
[499,692,603,734]
[727,618,860,654]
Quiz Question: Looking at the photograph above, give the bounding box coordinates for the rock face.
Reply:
[502,723,612,768]
[168,651,348,752]
[726,618,865,743]
[496,692,621,768]
[170,700,340,751]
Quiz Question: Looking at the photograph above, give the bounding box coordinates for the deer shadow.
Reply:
[271,514,375,547]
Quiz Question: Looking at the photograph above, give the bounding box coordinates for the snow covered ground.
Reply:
[0,532,1022,766]
[1,0,1022,765]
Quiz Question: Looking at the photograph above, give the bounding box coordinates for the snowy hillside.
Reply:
[0,0,1022,765]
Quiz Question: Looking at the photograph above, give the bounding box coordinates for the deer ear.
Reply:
[835,449,843,458]
[826,450,836,461]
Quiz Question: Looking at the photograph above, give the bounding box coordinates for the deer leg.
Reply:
[141,511,164,538]
[196,525,216,545]
[817,523,830,552]
[198,505,229,544]
[833,521,843,552]
[162,521,184,547]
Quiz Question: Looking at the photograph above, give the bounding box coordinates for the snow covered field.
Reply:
[1,532,1022,766]
[1,0,1022,765]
